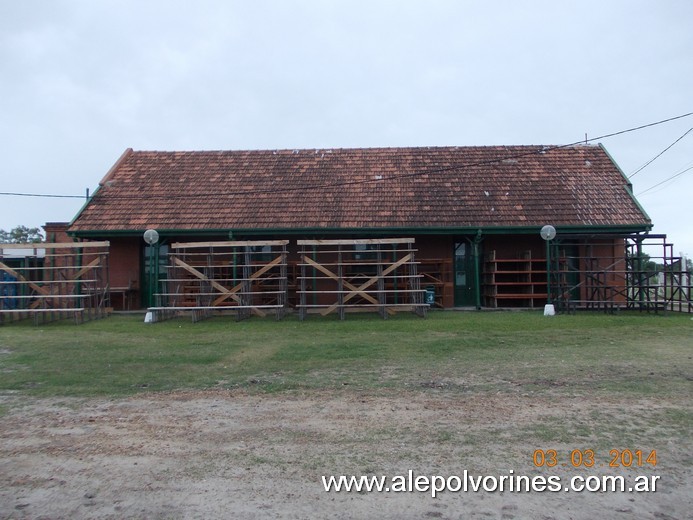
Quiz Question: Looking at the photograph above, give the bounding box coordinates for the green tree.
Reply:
[0,225,44,243]
[628,252,661,278]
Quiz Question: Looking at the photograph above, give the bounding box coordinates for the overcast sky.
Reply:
[1,0,692,256]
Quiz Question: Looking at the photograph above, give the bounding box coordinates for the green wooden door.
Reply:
[141,244,168,307]
[454,242,476,306]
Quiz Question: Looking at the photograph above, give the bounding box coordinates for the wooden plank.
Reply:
[0,265,105,272]
[29,297,72,310]
[211,255,283,307]
[0,308,85,313]
[300,304,420,308]
[172,256,244,305]
[171,240,289,249]
[171,257,266,317]
[297,238,415,246]
[28,298,43,310]
[302,256,381,308]
[3,294,90,299]
[148,305,284,311]
[163,277,285,283]
[295,261,421,267]
[296,274,422,281]
[297,289,423,294]
[0,279,100,284]
[0,241,109,250]
[300,256,393,316]
[293,248,419,255]
[156,292,284,299]
[319,253,412,315]
[496,294,548,298]
[72,257,102,280]
[0,260,50,297]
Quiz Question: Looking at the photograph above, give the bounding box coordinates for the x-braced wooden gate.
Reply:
[150,240,289,322]
[297,238,427,320]
[0,241,110,325]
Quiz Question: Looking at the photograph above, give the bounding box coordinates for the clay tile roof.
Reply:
[69,145,651,233]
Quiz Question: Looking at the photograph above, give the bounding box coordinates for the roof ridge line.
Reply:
[125,144,595,155]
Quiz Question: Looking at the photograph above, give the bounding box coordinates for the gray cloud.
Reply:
[1,0,691,253]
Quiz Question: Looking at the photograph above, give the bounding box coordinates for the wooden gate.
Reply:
[151,240,289,322]
[0,241,110,325]
[296,238,427,320]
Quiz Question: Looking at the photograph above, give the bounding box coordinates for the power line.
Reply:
[2,111,692,201]
[636,164,693,196]
[588,111,692,141]
[628,127,693,179]
[0,191,85,199]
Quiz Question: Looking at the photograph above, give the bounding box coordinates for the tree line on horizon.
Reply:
[0,225,44,244]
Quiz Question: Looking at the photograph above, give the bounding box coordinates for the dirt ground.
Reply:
[0,389,690,519]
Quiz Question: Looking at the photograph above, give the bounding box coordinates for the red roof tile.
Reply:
[69,145,651,233]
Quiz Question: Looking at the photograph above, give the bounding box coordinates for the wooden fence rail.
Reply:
[149,240,289,322]
[0,241,110,325]
[296,238,427,320]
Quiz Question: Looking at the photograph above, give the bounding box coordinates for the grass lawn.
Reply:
[0,311,691,399]
[1,311,692,518]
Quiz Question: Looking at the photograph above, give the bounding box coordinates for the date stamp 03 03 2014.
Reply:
[532,449,657,469]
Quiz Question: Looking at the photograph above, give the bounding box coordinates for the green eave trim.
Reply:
[69,223,652,239]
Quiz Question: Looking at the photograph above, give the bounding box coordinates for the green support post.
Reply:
[393,246,398,305]
[154,244,160,307]
[473,230,483,310]
[147,244,155,308]
[312,245,317,307]
[546,239,552,305]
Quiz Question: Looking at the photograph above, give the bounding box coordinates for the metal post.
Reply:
[299,246,307,321]
[392,244,398,305]
[156,243,161,307]
[142,229,159,316]
[312,245,317,307]
[546,239,551,304]
[337,245,344,320]
[540,225,556,316]
[148,244,155,307]
[637,239,645,310]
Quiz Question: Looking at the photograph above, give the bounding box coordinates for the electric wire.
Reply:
[1,111,692,201]
[0,191,85,199]
[636,164,693,196]
[627,127,693,179]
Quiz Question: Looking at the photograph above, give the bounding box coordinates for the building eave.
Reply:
[69,223,653,239]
